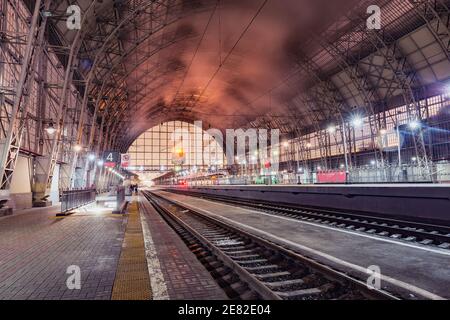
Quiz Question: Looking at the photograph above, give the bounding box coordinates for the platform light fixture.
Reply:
[370,160,376,166]
[97,160,104,167]
[327,125,336,134]
[73,144,82,152]
[88,153,96,161]
[351,115,363,128]
[45,121,56,135]
[408,119,421,130]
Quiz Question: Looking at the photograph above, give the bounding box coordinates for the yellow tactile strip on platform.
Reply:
[112,202,152,300]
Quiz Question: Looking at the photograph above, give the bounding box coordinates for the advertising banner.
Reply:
[317,171,346,183]
[121,154,130,168]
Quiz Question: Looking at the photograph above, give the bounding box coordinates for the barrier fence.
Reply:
[60,189,96,213]
[159,162,450,186]
[114,186,127,213]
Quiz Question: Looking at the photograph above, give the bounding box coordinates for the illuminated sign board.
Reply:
[102,151,120,168]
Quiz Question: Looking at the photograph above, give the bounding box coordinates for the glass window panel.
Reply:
[127,121,226,170]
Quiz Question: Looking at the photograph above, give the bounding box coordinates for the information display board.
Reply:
[102,151,120,168]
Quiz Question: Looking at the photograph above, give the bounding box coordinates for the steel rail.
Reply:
[166,189,450,249]
[143,190,398,300]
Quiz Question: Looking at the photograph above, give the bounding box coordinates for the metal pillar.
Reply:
[0,0,49,191]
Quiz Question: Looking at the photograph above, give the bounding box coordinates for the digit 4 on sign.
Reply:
[102,151,120,168]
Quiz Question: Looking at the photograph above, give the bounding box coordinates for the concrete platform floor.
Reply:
[0,201,126,300]
[153,189,450,300]
[0,195,228,300]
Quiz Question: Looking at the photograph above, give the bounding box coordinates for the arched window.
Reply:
[127,121,226,171]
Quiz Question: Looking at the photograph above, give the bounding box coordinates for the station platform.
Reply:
[166,184,450,223]
[138,195,227,300]
[0,194,227,300]
[0,200,125,300]
[152,189,450,300]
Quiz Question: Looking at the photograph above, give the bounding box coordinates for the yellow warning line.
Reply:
[112,201,152,300]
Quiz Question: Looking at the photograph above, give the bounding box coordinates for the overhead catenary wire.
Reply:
[187,0,270,111]
[168,0,310,119]
[168,1,220,108]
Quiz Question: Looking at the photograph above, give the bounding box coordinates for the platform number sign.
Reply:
[103,151,120,168]
[121,154,130,168]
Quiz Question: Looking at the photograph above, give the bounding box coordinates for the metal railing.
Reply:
[60,189,96,213]
[114,186,126,213]
[160,161,450,186]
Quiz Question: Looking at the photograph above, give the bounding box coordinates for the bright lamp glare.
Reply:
[97,160,104,166]
[73,144,82,152]
[351,116,363,128]
[88,154,95,161]
[45,125,56,135]
[327,125,336,133]
[408,120,421,130]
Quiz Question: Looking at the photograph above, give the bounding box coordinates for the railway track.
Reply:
[166,189,450,250]
[142,190,398,300]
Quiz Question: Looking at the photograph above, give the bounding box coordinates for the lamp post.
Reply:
[45,121,56,135]
[351,115,363,167]
[396,124,402,167]
[327,125,336,169]
[339,116,350,183]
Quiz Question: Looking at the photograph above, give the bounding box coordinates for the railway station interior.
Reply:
[0,0,450,305]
